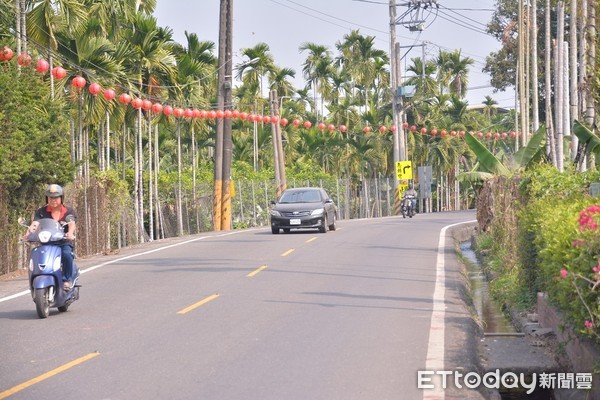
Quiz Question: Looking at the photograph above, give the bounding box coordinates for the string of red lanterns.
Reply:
[2,47,521,140]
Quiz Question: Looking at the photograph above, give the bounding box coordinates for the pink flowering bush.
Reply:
[558,205,600,341]
[514,166,600,345]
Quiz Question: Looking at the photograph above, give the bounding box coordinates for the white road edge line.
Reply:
[0,230,248,304]
[423,219,476,400]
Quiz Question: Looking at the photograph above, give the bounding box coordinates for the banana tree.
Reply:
[460,125,547,179]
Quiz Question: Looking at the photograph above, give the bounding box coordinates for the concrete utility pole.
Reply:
[214,0,233,230]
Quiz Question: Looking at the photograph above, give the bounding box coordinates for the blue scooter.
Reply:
[21,218,81,318]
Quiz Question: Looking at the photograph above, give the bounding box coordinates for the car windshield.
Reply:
[279,190,322,203]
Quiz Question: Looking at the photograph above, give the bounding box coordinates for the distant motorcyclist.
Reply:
[23,184,77,290]
[402,182,417,213]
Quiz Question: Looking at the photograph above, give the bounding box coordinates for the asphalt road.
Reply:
[0,210,480,400]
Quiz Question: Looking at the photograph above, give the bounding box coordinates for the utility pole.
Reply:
[390,0,410,215]
[214,0,233,230]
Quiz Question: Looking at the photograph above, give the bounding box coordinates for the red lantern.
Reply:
[224,110,232,119]
[163,105,173,116]
[410,125,416,132]
[280,118,288,126]
[494,132,500,139]
[380,126,387,133]
[1,46,13,61]
[328,124,336,131]
[390,125,396,132]
[271,116,279,123]
[131,98,143,109]
[318,122,326,130]
[152,103,163,114]
[431,129,438,136]
[293,119,301,127]
[486,132,492,139]
[420,127,427,134]
[88,83,102,95]
[173,108,184,118]
[207,110,217,119]
[303,121,312,129]
[52,66,67,80]
[72,76,87,89]
[459,130,466,137]
[199,110,207,119]
[477,132,483,138]
[450,130,457,136]
[216,110,224,119]
[35,59,49,73]
[510,131,516,137]
[17,53,32,67]
[103,89,116,101]
[239,112,248,120]
[192,109,200,118]
[142,99,152,111]
[363,126,371,133]
[263,115,272,123]
[231,110,239,119]
[340,125,347,132]
[183,108,193,119]
[441,130,447,136]
[501,132,507,138]
[402,122,409,129]
[118,93,132,105]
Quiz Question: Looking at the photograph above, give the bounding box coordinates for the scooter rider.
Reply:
[23,184,77,290]
[402,182,418,211]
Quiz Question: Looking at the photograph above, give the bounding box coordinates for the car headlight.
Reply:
[53,256,62,271]
[270,210,281,217]
[38,230,51,243]
[311,208,324,216]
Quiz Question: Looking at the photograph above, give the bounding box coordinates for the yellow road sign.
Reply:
[396,161,413,181]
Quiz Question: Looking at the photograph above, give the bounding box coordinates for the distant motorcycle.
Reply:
[401,195,416,218]
[20,218,81,318]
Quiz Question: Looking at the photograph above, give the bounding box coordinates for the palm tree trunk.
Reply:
[570,0,579,159]
[154,124,162,239]
[556,3,565,172]
[531,0,539,133]
[138,108,146,240]
[147,113,154,241]
[15,0,20,55]
[585,1,596,169]
[545,0,557,166]
[177,121,184,236]
[192,125,199,233]
[134,111,140,242]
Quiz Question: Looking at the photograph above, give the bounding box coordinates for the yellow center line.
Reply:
[281,248,295,257]
[246,265,268,277]
[177,293,220,315]
[306,237,317,243]
[0,352,100,400]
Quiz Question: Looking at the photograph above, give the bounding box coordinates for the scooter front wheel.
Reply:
[34,288,50,319]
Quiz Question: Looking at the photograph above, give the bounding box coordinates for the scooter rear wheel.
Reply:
[34,288,50,319]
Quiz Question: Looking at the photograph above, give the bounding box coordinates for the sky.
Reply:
[153,0,515,109]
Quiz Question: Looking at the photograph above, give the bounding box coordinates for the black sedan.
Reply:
[269,187,337,234]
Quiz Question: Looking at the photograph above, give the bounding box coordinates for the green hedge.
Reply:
[518,165,600,343]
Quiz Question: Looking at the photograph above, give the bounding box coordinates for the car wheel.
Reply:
[319,216,327,233]
[328,213,336,231]
[271,227,279,234]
